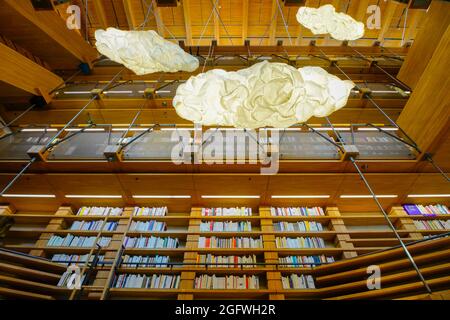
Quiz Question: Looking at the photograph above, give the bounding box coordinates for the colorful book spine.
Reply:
[123,236,179,249]
[281,274,315,289]
[132,207,168,217]
[197,254,257,268]
[194,274,260,289]
[114,274,180,289]
[201,207,252,217]
[270,207,325,217]
[275,237,326,249]
[273,221,324,232]
[199,221,252,232]
[121,255,170,268]
[279,255,335,267]
[198,236,263,248]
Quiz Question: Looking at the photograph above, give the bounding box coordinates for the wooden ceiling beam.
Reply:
[93,0,109,29]
[122,0,139,30]
[242,0,249,45]
[377,0,400,44]
[0,43,63,102]
[1,0,98,68]
[182,0,193,45]
[268,0,278,45]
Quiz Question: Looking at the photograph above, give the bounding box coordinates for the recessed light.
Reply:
[65,195,122,199]
[201,195,260,199]
[133,195,191,199]
[340,195,397,199]
[1,194,56,198]
[407,194,450,198]
[271,195,330,199]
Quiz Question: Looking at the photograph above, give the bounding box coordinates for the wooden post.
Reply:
[260,207,284,300]
[178,207,200,300]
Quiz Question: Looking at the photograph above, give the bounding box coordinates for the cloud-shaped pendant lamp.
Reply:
[296,4,365,41]
[95,28,199,75]
[173,61,355,129]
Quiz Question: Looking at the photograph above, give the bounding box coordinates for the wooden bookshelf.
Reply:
[0,203,449,300]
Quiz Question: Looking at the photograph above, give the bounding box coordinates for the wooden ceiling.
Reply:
[74,0,427,47]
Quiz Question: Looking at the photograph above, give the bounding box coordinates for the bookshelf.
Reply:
[0,203,449,300]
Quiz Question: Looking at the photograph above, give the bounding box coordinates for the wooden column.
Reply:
[396,2,450,155]
[178,207,201,300]
[29,206,73,257]
[260,207,284,300]
[389,206,424,240]
[326,207,357,259]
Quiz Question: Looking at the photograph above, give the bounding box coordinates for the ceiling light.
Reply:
[272,195,330,199]
[21,128,58,132]
[358,127,398,131]
[1,194,56,198]
[133,195,191,199]
[407,194,450,198]
[201,195,260,199]
[65,195,122,199]
[340,195,397,199]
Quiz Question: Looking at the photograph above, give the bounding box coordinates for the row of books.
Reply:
[47,235,111,248]
[121,255,170,268]
[51,254,105,266]
[199,221,252,232]
[76,206,123,216]
[197,254,257,268]
[57,271,86,287]
[279,255,335,267]
[114,274,180,289]
[201,207,253,217]
[271,207,325,217]
[129,220,167,232]
[273,221,324,232]
[69,220,118,231]
[133,206,168,216]
[194,274,260,289]
[198,236,263,248]
[282,274,316,289]
[403,204,449,216]
[413,220,450,230]
[123,236,179,249]
[275,237,326,249]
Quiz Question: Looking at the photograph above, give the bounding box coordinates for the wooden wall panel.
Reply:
[398,1,450,89]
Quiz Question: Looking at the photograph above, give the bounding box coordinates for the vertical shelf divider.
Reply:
[326,207,357,259]
[389,206,424,240]
[178,206,200,300]
[260,206,284,300]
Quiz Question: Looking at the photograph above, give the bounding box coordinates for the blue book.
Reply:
[403,204,421,215]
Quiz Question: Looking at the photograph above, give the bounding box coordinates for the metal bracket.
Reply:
[27,145,48,161]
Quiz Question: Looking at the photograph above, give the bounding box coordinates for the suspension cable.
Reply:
[276,0,293,46]
[350,156,433,294]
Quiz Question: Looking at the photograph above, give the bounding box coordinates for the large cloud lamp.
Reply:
[173,61,355,129]
[296,4,365,41]
[95,27,199,75]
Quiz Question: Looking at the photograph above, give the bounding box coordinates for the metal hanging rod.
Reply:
[349,156,433,294]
